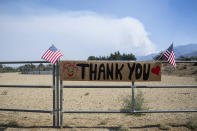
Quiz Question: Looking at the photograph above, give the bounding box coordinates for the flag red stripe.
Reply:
[42,50,52,59]
[41,45,63,64]
[52,53,63,64]
[48,52,57,62]
[51,53,63,64]
[47,51,55,61]
[50,51,62,62]
[51,52,63,64]
[162,45,176,68]
[46,51,63,64]
[44,50,53,60]
[42,50,50,59]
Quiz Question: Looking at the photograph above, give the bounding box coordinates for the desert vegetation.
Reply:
[0,55,197,130]
[88,51,136,61]
[0,72,196,131]
[120,90,148,116]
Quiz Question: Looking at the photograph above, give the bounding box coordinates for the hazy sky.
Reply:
[0,0,197,61]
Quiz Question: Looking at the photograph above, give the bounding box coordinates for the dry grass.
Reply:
[0,72,197,131]
[120,90,148,116]
[186,121,197,130]
[118,126,130,131]
[98,119,108,125]
[0,90,7,95]
[159,124,171,130]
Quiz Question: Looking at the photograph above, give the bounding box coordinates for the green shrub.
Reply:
[7,120,18,127]
[118,125,130,131]
[186,121,197,130]
[1,90,7,95]
[158,124,171,130]
[70,127,77,131]
[84,92,89,96]
[99,119,108,125]
[179,72,185,77]
[120,90,148,116]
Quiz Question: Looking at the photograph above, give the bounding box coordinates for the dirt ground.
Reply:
[0,72,197,131]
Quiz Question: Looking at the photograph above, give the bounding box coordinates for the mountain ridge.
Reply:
[137,43,197,61]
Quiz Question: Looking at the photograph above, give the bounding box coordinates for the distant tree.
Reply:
[121,53,136,61]
[178,56,197,61]
[109,51,121,60]
[87,51,136,61]
[17,66,24,72]
[44,64,53,71]
[29,64,36,70]
[153,52,165,61]
[98,56,107,60]
[17,64,36,72]
[37,63,45,70]
[2,66,16,72]
[88,56,97,60]
[191,56,197,60]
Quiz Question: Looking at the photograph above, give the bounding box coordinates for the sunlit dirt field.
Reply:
[0,72,197,131]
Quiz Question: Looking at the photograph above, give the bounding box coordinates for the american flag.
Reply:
[162,43,176,68]
[42,45,63,64]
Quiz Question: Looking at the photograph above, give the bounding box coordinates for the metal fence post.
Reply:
[56,60,60,127]
[60,80,63,128]
[52,64,56,127]
[131,82,135,112]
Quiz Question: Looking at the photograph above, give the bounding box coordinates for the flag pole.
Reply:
[155,42,173,62]
[155,52,164,62]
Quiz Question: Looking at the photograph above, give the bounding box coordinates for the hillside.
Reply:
[137,43,197,61]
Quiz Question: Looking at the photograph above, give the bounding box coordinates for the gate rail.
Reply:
[61,84,197,113]
[59,60,197,127]
[0,61,59,127]
[0,61,197,128]
[60,84,197,128]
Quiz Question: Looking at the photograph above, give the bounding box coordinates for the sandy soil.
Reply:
[0,72,197,131]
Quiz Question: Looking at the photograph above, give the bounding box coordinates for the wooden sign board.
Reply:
[60,61,162,82]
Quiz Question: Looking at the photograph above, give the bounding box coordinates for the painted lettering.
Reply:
[143,64,150,80]
[115,63,124,80]
[77,63,89,79]
[98,64,105,80]
[89,63,97,80]
[135,63,142,79]
[107,63,113,80]
[128,63,135,80]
